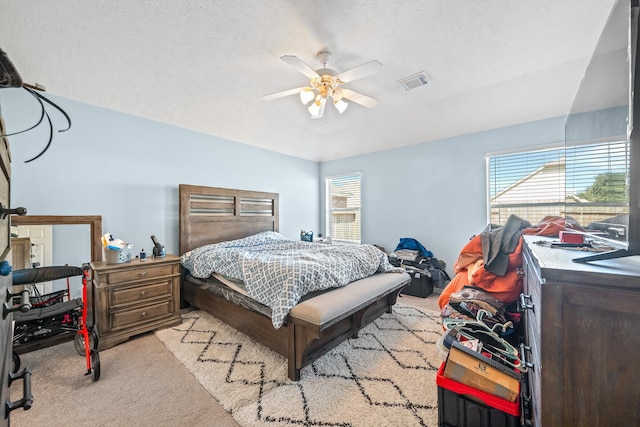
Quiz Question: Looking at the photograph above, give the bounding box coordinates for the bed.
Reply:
[179,184,410,380]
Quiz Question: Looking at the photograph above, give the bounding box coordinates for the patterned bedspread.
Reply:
[181,231,404,328]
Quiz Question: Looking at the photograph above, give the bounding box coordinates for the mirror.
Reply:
[12,215,102,262]
[11,215,102,299]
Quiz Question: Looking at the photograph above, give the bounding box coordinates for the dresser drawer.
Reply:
[106,264,176,285]
[522,249,542,356]
[522,284,540,370]
[527,365,541,426]
[521,310,541,427]
[110,300,174,331]
[110,280,173,307]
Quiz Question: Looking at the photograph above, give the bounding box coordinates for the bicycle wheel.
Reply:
[90,350,100,381]
[74,328,98,356]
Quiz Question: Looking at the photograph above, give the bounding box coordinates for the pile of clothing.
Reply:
[441,287,512,330]
[438,214,581,311]
[439,286,524,370]
[437,214,586,372]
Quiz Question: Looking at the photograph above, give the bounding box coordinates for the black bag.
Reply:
[389,255,450,289]
[402,266,434,297]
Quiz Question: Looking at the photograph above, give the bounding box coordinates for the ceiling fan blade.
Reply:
[280,55,320,79]
[338,60,383,83]
[262,86,306,101]
[342,88,378,108]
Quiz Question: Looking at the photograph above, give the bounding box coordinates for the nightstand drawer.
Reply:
[111,280,173,307]
[107,264,176,284]
[111,300,174,331]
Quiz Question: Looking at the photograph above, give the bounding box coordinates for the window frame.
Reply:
[325,172,362,244]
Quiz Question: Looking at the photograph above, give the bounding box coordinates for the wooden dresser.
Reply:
[520,236,640,427]
[90,255,181,351]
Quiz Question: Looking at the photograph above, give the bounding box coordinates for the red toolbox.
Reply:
[437,362,520,427]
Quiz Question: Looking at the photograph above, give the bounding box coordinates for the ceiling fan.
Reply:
[263,51,382,119]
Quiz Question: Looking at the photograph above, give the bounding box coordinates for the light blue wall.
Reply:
[320,117,566,274]
[1,87,567,279]
[1,89,319,266]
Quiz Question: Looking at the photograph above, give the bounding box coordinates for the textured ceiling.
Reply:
[0,0,618,162]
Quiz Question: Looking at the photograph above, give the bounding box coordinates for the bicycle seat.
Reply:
[12,266,84,286]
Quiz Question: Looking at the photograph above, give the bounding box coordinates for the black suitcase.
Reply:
[401,267,434,298]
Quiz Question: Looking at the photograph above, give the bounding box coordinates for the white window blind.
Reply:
[488,140,629,228]
[326,173,361,243]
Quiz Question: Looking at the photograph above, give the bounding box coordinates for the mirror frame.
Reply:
[11,215,103,262]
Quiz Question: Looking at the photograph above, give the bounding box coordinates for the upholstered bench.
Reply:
[285,272,410,379]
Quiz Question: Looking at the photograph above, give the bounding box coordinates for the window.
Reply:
[488,140,629,229]
[326,173,361,243]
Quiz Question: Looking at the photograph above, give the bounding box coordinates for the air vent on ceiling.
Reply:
[397,71,431,91]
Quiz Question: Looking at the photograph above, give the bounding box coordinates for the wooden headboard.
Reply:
[179,184,279,255]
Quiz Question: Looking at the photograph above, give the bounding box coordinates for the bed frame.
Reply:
[179,184,408,380]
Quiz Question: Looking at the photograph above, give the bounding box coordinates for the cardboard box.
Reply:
[443,341,520,402]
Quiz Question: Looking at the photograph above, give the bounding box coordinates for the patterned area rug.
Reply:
[155,303,443,426]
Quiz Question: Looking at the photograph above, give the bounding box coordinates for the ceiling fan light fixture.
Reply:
[309,97,326,119]
[334,99,348,114]
[308,100,321,116]
[331,86,344,101]
[299,88,314,105]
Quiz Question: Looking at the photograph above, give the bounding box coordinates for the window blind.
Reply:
[326,173,361,243]
[488,140,629,228]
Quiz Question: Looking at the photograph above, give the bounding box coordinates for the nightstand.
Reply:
[90,254,182,351]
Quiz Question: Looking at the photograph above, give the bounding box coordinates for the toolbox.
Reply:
[437,363,520,427]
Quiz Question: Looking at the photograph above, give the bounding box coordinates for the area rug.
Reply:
[155,303,444,426]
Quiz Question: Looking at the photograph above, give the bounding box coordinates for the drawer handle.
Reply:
[520,343,535,370]
[141,311,147,318]
[139,271,147,277]
[519,293,535,312]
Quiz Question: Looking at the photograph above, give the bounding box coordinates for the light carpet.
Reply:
[155,304,444,427]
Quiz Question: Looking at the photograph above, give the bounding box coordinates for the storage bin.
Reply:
[401,269,433,297]
[105,245,133,264]
[437,363,520,427]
